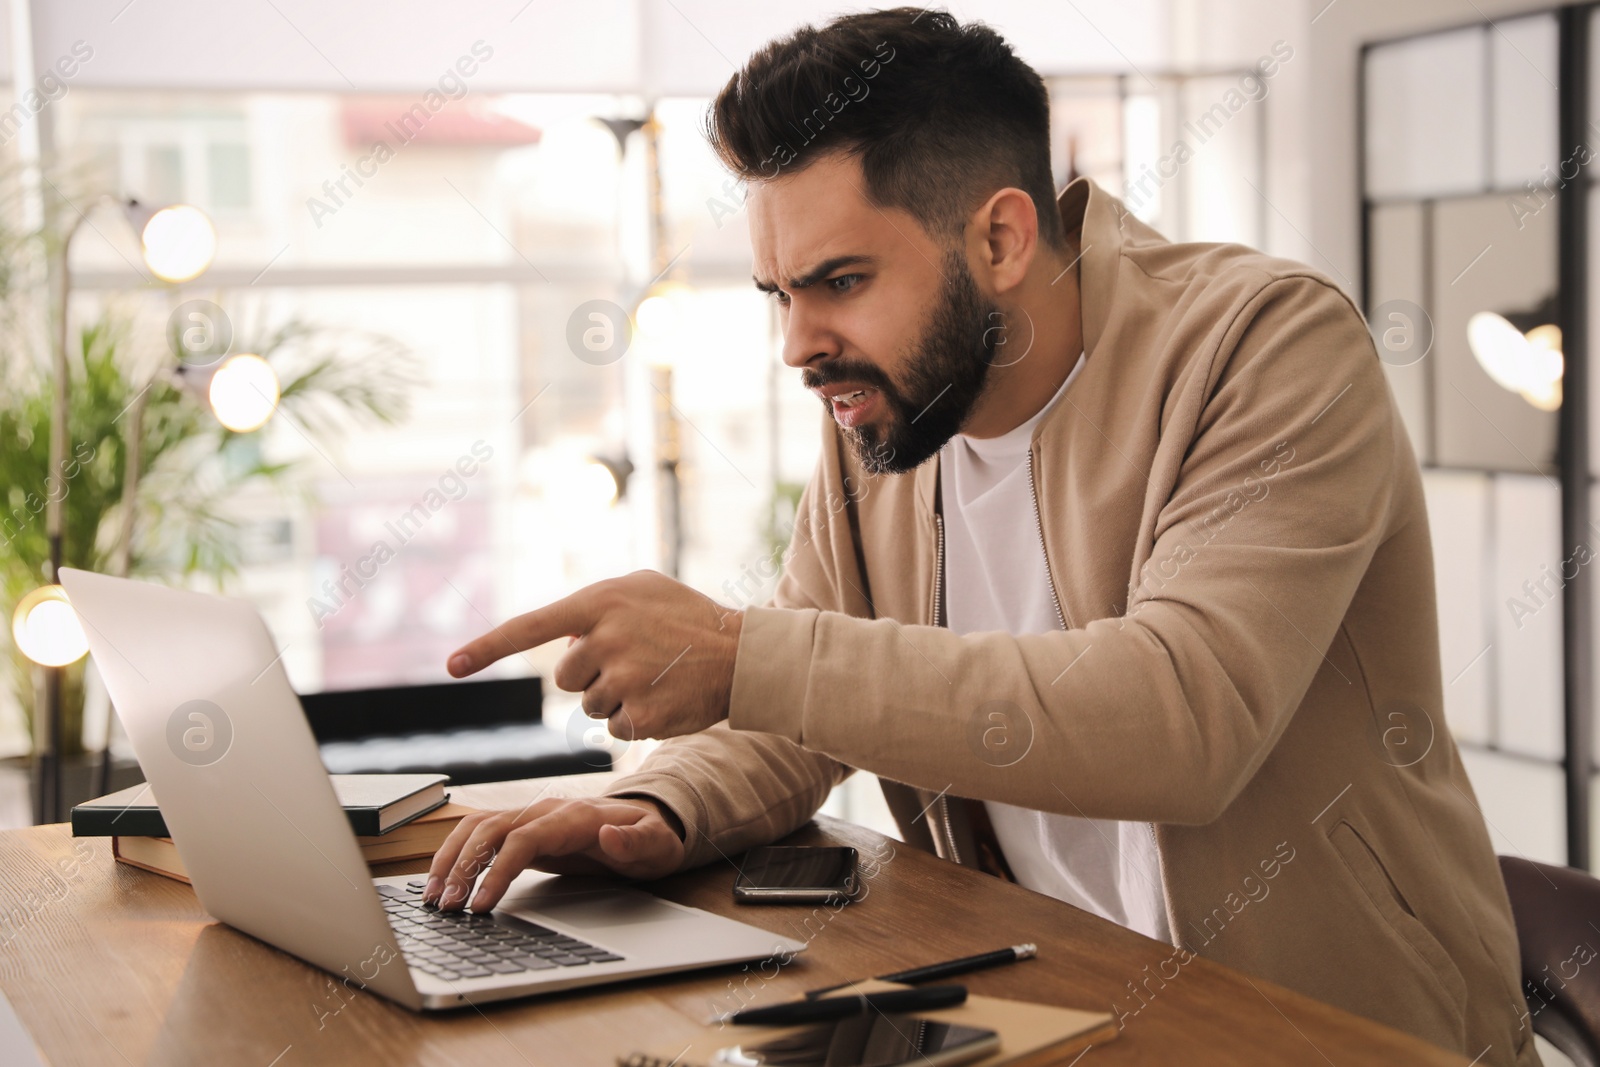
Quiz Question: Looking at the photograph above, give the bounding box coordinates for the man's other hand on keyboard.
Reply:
[423,796,686,912]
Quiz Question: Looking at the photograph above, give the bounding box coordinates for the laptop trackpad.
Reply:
[499,874,698,931]
[525,891,695,930]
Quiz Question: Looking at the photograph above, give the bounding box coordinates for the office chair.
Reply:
[1498,855,1600,1067]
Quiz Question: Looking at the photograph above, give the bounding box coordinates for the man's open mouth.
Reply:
[824,387,882,430]
[833,389,873,408]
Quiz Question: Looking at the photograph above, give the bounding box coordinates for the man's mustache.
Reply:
[801,359,896,394]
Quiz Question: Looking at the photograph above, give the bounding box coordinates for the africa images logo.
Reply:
[166,700,233,767]
[966,699,1035,768]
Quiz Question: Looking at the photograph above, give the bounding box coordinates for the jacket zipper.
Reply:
[931,513,960,864]
[1026,450,1069,630]
[936,794,961,866]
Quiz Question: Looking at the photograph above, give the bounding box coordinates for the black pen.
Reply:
[711,985,968,1026]
[803,943,1037,999]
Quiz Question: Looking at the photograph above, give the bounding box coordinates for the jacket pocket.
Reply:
[1328,819,1468,1020]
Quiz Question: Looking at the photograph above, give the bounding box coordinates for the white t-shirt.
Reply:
[938,354,1172,944]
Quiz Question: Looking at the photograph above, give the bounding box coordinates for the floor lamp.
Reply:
[11,198,217,824]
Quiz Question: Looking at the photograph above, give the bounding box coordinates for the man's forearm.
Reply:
[603,721,850,870]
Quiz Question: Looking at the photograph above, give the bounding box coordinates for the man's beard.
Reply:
[802,250,999,475]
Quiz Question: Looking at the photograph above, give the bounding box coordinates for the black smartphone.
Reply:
[732,845,859,904]
[709,1013,999,1067]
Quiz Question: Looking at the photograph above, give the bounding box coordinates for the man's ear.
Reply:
[971,186,1040,295]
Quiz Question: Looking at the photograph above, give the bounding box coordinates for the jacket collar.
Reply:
[1064,175,1124,359]
[913,176,1128,517]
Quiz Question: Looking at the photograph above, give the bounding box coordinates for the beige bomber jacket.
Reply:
[607,177,1536,1065]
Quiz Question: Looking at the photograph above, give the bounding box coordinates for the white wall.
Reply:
[1169,0,1316,263]
[12,0,1168,96]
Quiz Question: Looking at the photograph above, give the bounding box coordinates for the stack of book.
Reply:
[71,773,475,883]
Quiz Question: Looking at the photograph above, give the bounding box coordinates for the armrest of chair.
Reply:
[1498,855,1600,1067]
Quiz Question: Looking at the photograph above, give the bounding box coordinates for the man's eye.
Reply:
[829,274,863,293]
[768,290,791,307]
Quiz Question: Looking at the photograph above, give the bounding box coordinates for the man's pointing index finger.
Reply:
[446,588,601,677]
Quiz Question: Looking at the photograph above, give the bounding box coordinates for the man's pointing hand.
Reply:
[447,570,743,740]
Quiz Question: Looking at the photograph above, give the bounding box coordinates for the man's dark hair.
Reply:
[705,7,1066,251]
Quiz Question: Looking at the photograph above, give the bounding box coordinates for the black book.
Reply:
[71,773,449,838]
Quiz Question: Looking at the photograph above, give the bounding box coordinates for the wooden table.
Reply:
[0,775,1470,1066]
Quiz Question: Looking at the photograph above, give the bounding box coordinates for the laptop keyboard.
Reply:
[378,881,624,981]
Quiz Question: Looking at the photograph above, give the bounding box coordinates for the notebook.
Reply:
[72,773,449,837]
[111,801,479,883]
[617,981,1118,1067]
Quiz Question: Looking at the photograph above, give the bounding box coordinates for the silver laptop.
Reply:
[60,567,804,1010]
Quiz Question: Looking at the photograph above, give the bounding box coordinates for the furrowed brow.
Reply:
[752,254,876,294]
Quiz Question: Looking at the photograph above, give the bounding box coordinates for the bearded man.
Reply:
[426,9,1535,1064]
